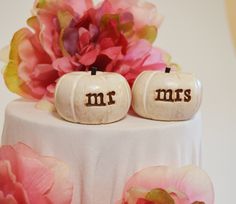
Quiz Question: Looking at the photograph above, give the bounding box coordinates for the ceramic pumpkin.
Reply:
[132,68,202,121]
[55,69,131,124]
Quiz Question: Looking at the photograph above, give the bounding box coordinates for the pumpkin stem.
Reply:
[165,67,171,73]
[91,67,97,75]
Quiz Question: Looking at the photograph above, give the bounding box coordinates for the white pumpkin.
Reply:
[132,69,202,121]
[55,70,131,124]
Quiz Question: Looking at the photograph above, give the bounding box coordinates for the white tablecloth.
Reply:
[2,100,202,204]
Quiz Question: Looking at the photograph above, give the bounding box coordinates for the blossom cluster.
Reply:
[3,0,171,101]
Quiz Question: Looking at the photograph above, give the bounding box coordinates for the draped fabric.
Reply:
[2,100,202,204]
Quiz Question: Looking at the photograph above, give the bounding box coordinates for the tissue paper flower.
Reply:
[120,166,214,204]
[3,0,171,101]
[0,143,73,204]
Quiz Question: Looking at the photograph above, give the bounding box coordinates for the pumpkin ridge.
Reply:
[143,71,157,116]
[71,76,81,122]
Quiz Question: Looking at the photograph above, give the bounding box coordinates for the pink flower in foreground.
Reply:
[120,166,214,204]
[0,143,73,204]
[3,0,171,101]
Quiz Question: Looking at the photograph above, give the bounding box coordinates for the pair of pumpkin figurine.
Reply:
[55,67,202,125]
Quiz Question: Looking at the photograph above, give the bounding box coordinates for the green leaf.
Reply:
[120,21,134,32]
[37,0,47,8]
[27,16,39,31]
[4,28,29,94]
[100,14,120,28]
[57,11,73,29]
[4,61,22,94]
[59,28,70,56]
[137,25,158,44]
[145,188,174,204]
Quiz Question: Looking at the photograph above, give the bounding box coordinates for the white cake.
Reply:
[2,99,202,204]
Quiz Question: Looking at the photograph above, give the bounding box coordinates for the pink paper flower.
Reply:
[0,143,73,204]
[3,0,171,101]
[120,166,214,204]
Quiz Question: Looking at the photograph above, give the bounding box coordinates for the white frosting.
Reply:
[2,100,202,204]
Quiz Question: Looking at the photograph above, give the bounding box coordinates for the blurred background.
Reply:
[0,0,235,203]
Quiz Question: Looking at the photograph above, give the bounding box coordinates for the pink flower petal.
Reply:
[137,198,154,204]
[37,12,57,60]
[66,0,93,15]
[17,29,51,66]
[0,146,19,177]
[130,1,162,28]
[13,143,39,159]
[43,158,73,204]
[12,144,57,203]
[52,57,74,74]
[143,47,166,66]
[100,37,115,50]
[18,63,32,81]
[13,143,73,204]
[137,63,166,72]
[25,81,46,99]
[108,0,138,10]
[1,138,73,203]
[18,38,38,69]
[0,160,29,204]
[101,46,122,60]
[120,12,134,24]
[79,47,100,66]
[78,27,91,49]
[124,40,151,61]
[44,83,57,102]
[31,64,58,81]
[52,30,63,57]
[0,192,18,204]
[108,0,162,28]
[63,27,79,56]
[176,166,214,203]
[170,192,189,204]
[16,157,54,199]
[47,84,55,94]
[89,24,99,39]
[123,166,214,204]
[115,64,131,75]
[95,0,113,21]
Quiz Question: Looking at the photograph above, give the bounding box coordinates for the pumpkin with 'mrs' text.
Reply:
[132,69,202,121]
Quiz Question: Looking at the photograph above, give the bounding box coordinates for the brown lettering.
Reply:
[85,91,116,106]
[85,93,106,106]
[184,89,192,102]
[175,89,183,102]
[155,89,174,102]
[107,91,116,105]
[154,89,192,103]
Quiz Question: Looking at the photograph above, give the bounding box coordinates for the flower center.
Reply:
[132,188,206,204]
[145,188,175,204]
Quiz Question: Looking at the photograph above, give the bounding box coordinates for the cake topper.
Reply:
[55,71,131,124]
[132,70,202,121]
